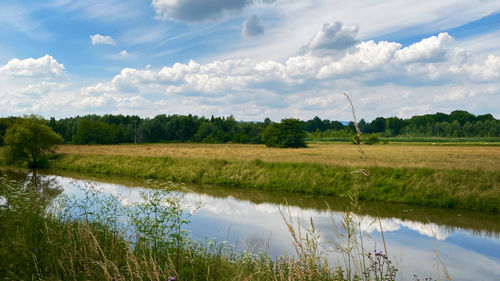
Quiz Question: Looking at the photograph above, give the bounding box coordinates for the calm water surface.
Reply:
[3,170,500,281]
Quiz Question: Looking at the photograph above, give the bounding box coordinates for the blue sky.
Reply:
[1,0,499,121]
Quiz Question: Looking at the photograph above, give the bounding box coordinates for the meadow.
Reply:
[56,142,500,171]
[51,143,500,212]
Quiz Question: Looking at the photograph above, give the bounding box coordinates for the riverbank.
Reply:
[0,170,398,281]
[49,150,500,212]
[37,168,500,235]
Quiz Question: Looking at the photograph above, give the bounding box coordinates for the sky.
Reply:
[0,0,499,121]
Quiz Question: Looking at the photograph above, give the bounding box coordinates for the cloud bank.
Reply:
[0,55,64,77]
[1,22,499,120]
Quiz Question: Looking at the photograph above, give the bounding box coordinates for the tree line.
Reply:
[0,110,499,147]
[307,110,500,139]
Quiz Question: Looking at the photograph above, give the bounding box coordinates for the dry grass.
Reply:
[57,143,500,171]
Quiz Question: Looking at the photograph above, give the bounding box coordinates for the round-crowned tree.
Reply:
[262,118,307,148]
[3,115,63,168]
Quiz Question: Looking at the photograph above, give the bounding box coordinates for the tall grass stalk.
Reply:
[431,226,451,281]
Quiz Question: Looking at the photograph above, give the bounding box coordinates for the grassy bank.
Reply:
[0,171,398,281]
[44,168,500,236]
[50,153,500,212]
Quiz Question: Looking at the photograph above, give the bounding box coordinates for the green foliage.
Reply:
[72,119,119,144]
[29,110,500,146]
[127,190,188,260]
[352,135,361,144]
[262,124,279,147]
[2,110,499,147]
[0,117,17,146]
[311,110,500,141]
[364,134,380,145]
[2,115,63,168]
[194,122,220,142]
[262,119,307,148]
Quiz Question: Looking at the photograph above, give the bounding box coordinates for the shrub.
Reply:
[365,134,380,145]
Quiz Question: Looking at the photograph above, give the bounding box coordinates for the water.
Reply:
[2,169,500,280]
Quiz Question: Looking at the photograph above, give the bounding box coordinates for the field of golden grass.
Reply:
[56,142,500,171]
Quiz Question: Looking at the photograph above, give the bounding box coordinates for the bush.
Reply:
[365,134,380,145]
[262,119,307,148]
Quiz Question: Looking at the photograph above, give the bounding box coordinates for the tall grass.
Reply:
[1,171,407,281]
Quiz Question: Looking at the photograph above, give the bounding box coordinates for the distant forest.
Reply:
[0,110,499,145]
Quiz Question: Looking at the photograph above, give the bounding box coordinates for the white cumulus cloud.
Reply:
[304,22,359,56]
[72,26,500,120]
[0,54,64,77]
[2,20,500,121]
[395,32,454,64]
[454,54,500,81]
[90,34,116,45]
[317,40,401,78]
[21,82,67,96]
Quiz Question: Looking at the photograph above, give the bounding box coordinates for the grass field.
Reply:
[57,142,500,171]
[48,143,500,212]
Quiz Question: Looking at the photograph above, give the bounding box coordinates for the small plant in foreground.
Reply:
[364,250,398,281]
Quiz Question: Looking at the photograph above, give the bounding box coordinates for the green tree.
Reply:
[194,122,218,142]
[463,121,474,137]
[72,119,119,144]
[262,119,306,148]
[2,115,63,168]
[262,123,279,147]
[0,117,16,146]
